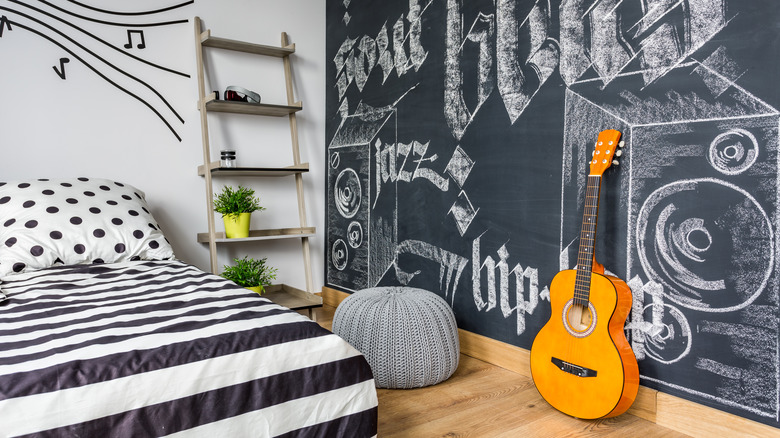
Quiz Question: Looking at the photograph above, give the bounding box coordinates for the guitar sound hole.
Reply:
[562,299,597,338]
[567,304,592,331]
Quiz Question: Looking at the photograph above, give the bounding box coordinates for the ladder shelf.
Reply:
[193,17,320,314]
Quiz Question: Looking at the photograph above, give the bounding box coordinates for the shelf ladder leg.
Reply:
[194,16,219,274]
[282,31,314,294]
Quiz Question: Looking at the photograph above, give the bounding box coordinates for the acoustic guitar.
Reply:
[530,129,639,419]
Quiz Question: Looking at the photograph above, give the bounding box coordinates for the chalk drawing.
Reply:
[332,239,349,271]
[635,178,774,313]
[395,140,450,191]
[626,276,692,364]
[693,46,747,98]
[444,2,495,140]
[560,0,729,88]
[444,146,475,188]
[496,0,559,123]
[445,0,561,139]
[473,232,549,335]
[347,221,363,248]
[334,168,362,219]
[449,190,480,236]
[328,103,399,291]
[707,128,759,175]
[390,239,469,304]
[333,0,431,100]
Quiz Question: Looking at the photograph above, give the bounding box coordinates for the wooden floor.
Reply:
[309,305,689,437]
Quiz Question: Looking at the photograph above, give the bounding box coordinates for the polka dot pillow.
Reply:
[0,178,174,277]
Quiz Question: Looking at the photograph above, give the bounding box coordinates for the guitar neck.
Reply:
[574,174,602,305]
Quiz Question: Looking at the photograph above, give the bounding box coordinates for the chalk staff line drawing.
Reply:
[0,0,192,141]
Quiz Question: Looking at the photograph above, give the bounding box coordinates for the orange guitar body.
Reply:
[530,269,639,419]
[530,129,638,419]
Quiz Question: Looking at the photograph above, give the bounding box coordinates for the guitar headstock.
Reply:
[589,129,624,176]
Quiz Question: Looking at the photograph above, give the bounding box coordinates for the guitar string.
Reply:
[570,173,601,369]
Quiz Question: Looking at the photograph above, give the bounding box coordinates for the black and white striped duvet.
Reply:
[0,260,377,437]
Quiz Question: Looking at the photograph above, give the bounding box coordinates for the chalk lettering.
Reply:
[473,233,549,335]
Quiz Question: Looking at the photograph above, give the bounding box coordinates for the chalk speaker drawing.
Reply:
[559,0,779,422]
[0,1,192,141]
[328,104,399,291]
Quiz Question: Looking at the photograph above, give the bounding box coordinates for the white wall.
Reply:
[0,0,326,291]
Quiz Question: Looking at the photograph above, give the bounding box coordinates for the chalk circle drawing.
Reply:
[334,167,362,218]
[636,178,774,312]
[708,128,759,175]
[347,221,363,248]
[332,239,349,271]
[641,303,693,365]
[330,151,341,169]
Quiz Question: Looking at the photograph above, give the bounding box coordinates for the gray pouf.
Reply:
[333,287,460,389]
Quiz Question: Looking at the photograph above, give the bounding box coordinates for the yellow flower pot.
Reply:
[246,285,264,295]
[223,213,251,238]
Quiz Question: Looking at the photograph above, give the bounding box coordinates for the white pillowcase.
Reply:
[0,177,174,277]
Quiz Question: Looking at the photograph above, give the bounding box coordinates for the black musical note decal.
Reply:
[53,57,70,79]
[123,29,146,49]
[0,15,12,37]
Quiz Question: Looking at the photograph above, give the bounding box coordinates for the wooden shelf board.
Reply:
[197,227,316,243]
[204,98,302,116]
[262,284,322,310]
[198,162,309,177]
[201,32,295,57]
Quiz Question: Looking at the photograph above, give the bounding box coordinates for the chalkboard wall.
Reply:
[325,0,780,428]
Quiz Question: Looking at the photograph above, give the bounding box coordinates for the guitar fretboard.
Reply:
[574,175,601,306]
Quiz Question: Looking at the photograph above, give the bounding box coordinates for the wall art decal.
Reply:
[52,56,69,78]
[123,29,146,49]
[0,0,193,141]
[326,0,780,428]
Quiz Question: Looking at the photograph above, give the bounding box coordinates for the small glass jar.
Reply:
[220,150,236,168]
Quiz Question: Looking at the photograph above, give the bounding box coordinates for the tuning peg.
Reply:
[618,141,625,148]
[615,149,623,157]
[612,160,620,165]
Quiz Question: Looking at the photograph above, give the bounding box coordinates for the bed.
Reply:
[0,178,378,437]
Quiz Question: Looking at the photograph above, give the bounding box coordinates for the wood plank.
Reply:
[377,356,542,437]
[279,31,314,294]
[459,327,531,376]
[628,386,658,423]
[198,162,309,177]
[655,392,779,438]
[193,17,219,274]
[204,98,302,116]
[197,227,315,243]
[262,284,322,310]
[200,30,295,57]
[322,286,350,307]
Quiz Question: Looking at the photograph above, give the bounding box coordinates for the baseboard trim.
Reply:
[321,287,777,437]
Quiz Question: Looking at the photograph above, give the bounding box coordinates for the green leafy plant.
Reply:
[221,256,278,293]
[213,185,265,218]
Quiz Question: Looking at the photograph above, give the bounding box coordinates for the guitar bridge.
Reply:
[551,357,597,378]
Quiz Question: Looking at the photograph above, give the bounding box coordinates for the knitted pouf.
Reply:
[333,287,460,389]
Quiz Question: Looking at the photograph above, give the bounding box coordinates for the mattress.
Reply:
[0,260,377,437]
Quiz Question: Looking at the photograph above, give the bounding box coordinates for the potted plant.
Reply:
[213,185,265,238]
[221,256,278,295]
